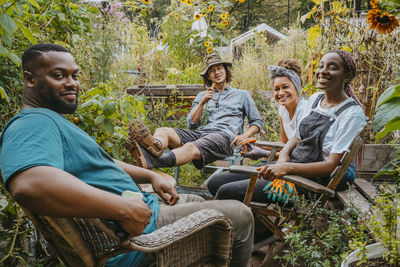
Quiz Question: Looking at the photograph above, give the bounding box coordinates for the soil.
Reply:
[349,258,396,267]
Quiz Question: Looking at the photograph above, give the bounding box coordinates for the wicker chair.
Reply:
[23,208,233,267]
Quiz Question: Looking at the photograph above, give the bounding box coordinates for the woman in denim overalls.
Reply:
[259,51,367,194]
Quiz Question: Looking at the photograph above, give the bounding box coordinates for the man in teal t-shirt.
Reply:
[0,43,254,266]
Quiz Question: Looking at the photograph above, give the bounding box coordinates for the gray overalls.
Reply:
[289,94,358,192]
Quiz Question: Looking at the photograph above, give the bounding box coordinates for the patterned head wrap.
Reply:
[268,65,302,94]
[332,50,363,108]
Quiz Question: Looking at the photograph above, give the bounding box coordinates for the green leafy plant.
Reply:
[275,197,362,266]
[72,82,147,161]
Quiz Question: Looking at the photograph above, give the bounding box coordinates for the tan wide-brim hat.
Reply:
[200,53,232,77]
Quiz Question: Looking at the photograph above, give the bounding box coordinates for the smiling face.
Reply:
[24,51,80,114]
[315,52,348,93]
[273,76,299,108]
[207,63,227,85]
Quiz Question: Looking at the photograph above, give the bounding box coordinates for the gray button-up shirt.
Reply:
[187,86,264,139]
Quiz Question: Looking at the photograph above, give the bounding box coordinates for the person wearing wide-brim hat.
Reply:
[128,52,263,175]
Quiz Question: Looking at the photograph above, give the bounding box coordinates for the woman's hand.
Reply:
[257,163,292,180]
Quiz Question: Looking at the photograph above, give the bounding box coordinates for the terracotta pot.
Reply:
[341,242,388,267]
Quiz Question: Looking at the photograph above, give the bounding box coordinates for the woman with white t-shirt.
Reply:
[207,51,366,202]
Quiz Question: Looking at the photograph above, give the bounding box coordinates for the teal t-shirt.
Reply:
[0,108,159,266]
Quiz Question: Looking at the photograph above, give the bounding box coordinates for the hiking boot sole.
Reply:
[128,120,163,157]
[129,139,148,169]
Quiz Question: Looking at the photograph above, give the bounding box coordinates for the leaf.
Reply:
[0,198,8,211]
[94,114,105,125]
[15,21,37,44]
[26,0,40,9]
[103,120,114,136]
[0,42,8,54]
[376,84,400,107]
[374,157,400,178]
[8,53,21,66]
[0,13,17,34]
[57,13,66,22]
[0,85,9,101]
[103,102,116,117]
[373,97,400,132]
[308,24,321,48]
[376,117,400,140]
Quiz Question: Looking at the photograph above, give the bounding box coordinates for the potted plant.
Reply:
[342,82,400,266]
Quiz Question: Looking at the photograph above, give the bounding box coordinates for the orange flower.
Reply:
[367,6,399,34]
[206,46,213,54]
[208,4,214,12]
[194,13,201,20]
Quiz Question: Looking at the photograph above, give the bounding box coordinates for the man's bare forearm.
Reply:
[190,102,206,124]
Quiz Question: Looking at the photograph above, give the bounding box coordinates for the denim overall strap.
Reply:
[290,95,358,164]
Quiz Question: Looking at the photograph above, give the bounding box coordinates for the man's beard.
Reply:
[38,82,78,114]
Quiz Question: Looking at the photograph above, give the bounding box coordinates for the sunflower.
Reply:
[206,46,213,54]
[201,12,206,17]
[220,14,227,20]
[222,20,228,26]
[175,13,179,18]
[142,0,149,4]
[208,4,214,12]
[237,0,245,2]
[225,12,229,16]
[204,41,210,47]
[194,13,201,20]
[367,4,399,34]
[186,0,192,5]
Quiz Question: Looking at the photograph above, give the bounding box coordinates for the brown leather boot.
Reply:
[128,120,163,156]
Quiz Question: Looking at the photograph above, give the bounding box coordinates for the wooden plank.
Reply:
[126,84,204,96]
[229,165,335,196]
[354,178,379,200]
[360,144,399,172]
[255,141,284,149]
[336,189,371,217]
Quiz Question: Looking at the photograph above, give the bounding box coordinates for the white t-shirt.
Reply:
[278,98,307,139]
[295,92,367,161]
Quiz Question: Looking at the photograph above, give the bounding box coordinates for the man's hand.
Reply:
[200,84,215,105]
[118,197,153,237]
[231,133,249,146]
[257,163,292,180]
[150,171,179,205]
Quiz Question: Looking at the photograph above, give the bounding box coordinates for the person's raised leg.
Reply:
[158,194,254,267]
[153,127,182,149]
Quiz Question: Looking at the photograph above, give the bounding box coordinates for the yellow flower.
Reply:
[222,20,228,26]
[206,46,213,54]
[194,14,201,20]
[204,41,210,47]
[367,6,399,34]
[220,14,227,20]
[237,0,245,2]
[201,12,206,17]
[226,12,229,16]
[175,13,179,18]
[208,4,214,12]
[186,0,192,5]
[142,0,149,4]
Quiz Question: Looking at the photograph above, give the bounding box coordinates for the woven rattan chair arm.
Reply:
[126,208,233,253]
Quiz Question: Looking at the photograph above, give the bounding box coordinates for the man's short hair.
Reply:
[22,43,70,71]
[202,64,232,87]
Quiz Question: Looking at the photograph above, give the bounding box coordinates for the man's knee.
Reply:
[182,142,201,157]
